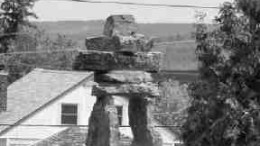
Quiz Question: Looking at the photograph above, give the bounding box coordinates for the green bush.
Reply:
[155,79,189,138]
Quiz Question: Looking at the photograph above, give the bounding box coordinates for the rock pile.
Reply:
[73,15,163,146]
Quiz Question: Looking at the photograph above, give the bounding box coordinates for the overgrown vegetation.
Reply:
[0,0,37,53]
[6,31,78,83]
[0,0,78,83]
[182,1,260,146]
[155,79,189,137]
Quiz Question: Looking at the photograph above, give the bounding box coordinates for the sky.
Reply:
[32,0,232,23]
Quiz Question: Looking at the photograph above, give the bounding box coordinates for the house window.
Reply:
[116,106,123,126]
[61,104,78,125]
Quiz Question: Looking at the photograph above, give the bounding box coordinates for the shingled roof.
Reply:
[0,68,93,135]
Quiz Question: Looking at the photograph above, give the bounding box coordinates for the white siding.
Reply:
[113,96,133,138]
[0,83,96,140]
[0,82,177,146]
[113,96,178,144]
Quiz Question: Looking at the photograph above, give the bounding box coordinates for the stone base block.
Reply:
[92,83,160,98]
[73,51,163,72]
[95,71,153,83]
[129,97,163,146]
[86,95,120,146]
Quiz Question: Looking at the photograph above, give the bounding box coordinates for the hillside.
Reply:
[35,21,195,46]
[34,20,198,72]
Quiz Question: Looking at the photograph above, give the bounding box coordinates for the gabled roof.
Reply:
[33,127,88,146]
[33,127,133,146]
[33,120,178,146]
[0,68,93,135]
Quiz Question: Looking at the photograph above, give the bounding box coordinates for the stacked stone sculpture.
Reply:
[73,15,163,146]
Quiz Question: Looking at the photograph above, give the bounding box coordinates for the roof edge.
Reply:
[0,72,94,136]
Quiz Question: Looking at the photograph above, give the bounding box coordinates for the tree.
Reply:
[0,0,37,81]
[0,0,37,52]
[6,30,78,83]
[182,1,260,146]
[154,79,189,138]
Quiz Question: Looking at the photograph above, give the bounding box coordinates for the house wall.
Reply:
[0,82,95,141]
[0,80,177,146]
[113,96,133,138]
[0,82,133,145]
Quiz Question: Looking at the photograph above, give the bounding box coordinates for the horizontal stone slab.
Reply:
[85,35,153,53]
[95,71,153,83]
[73,51,163,72]
[85,36,120,51]
[92,83,160,98]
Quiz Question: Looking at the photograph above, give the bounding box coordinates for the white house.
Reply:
[0,68,178,146]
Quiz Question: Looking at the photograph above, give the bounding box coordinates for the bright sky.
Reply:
[33,0,233,23]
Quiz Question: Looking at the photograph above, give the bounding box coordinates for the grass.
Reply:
[152,41,198,71]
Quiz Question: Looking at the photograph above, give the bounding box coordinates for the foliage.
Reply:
[156,79,189,112]
[0,0,37,53]
[154,79,189,137]
[182,1,260,146]
[5,30,78,83]
[236,0,260,23]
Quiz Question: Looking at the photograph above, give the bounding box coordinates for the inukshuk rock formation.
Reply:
[73,15,163,146]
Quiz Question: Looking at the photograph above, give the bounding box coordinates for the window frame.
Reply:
[116,106,123,126]
[61,103,78,125]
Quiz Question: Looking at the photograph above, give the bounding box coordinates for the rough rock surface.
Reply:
[85,36,120,51]
[73,51,162,72]
[103,15,138,37]
[86,95,120,146]
[129,97,163,146]
[77,15,164,146]
[92,83,159,98]
[85,35,153,53]
[117,34,154,52]
[95,71,153,83]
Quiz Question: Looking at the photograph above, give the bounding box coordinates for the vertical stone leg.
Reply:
[86,95,120,146]
[129,97,162,146]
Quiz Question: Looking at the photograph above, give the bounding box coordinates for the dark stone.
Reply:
[85,35,154,53]
[103,15,138,37]
[85,36,120,51]
[86,95,120,146]
[92,83,160,98]
[76,15,164,146]
[95,71,153,83]
[73,51,163,72]
[129,97,162,146]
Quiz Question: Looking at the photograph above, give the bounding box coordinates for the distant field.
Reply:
[152,41,197,71]
[35,21,198,71]
[35,21,194,47]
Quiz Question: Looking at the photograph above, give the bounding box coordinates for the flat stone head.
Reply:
[103,15,138,37]
[85,35,154,53]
